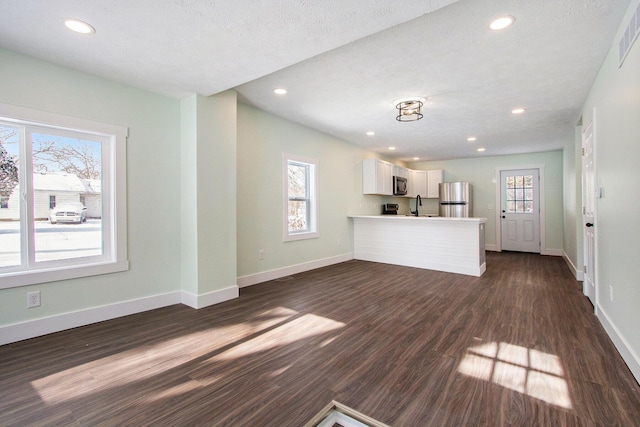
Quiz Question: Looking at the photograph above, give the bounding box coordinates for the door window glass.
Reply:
[505,175,534,213]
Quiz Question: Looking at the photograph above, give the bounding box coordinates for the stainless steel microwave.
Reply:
[393,176,407,196]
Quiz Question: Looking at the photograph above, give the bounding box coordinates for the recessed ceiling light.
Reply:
[467,137,477,142]
[388,146,396,150]
[413,157,420,160]
[490,16,515,31]
[511,108,526,114]
[273,88,287,95]
[64,19,95,34]
[477,147,486,152]
[366,131,375,136]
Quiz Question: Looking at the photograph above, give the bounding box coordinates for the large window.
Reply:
[0,103,128,288]
[283,154,318,241]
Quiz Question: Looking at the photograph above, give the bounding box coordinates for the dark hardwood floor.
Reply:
[1,252,639,426]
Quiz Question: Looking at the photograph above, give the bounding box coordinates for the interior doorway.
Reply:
[498,168,541,253]
[582,119,596,307]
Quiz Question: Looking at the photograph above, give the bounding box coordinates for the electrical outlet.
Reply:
[258,249,264,260]
[609,285,613,301]
[27,291,41,308]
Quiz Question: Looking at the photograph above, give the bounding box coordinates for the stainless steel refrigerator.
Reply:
[439,181,472,217]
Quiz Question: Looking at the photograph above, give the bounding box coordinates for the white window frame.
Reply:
[0,103,128,289]
[283,153,319,242]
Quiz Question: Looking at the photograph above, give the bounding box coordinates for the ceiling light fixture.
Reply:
[395,97,425,122]
[413,157,420,160]
[366,131,375,136]
[388,146,396,150]
[273,88,287,95]
[64,19,95,34]
[477,147,486,152]
[511,108,526,114]
[490,16,515,31]
[467,137,477,142]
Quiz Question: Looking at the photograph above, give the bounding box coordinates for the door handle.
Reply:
[586,222,594,227]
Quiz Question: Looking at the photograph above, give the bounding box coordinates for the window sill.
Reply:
[283,231,319,242]
[0,260,129,289]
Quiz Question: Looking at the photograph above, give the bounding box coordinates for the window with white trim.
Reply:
[0,103,128,288]
[283,154,318,241]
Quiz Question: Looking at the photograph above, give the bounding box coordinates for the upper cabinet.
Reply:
[427,169,444,198]
[363,158,393,195]
[392,165,409,179]
[409,170,427,198]
[363,159,442,198]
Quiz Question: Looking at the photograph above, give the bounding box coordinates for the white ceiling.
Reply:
[0,0,630,161]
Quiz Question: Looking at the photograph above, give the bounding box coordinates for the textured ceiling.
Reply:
[0,0,457,98]
[0,0,631,161]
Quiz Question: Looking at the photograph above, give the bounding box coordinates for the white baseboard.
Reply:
[562,251,584,281]
[0,291,181,346]
[485,245,563,257]
[237,253,354,288]
[181,286,239,309]
[541,248,563,256]
[597,305,640,385]
[0,285,241,346]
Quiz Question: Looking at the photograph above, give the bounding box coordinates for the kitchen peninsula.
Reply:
[348,215,486,276]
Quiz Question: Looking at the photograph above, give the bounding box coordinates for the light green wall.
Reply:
[180,92,238,297]
[410,151,564,251]
[0,48,182,325]
[195,91,237,294]
[578,0,640,363]
[180,95,199,294]
[236,103,397,278]
[563,125,583,274]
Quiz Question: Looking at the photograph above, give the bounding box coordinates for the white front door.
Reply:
[582,121,596,306]
[500,169,540,253]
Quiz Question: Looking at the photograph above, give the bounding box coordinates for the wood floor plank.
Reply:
[1,252,639,426]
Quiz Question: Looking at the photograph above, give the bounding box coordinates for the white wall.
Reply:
[0,48,182,331]
[576,0,640,380]
[410,150,564,253]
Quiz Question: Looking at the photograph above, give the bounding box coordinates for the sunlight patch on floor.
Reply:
[458,340,572,409]
[209,313,345,361]
[145,379,203,403]
[30,306,299,405]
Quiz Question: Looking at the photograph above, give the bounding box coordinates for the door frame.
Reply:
[582,110,599,313]
[494,164,548,253]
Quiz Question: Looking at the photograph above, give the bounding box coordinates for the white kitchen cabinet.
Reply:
[427,169,444,198]
[409,170,427,198]
[392,165,409,179]
[363,158,393,195]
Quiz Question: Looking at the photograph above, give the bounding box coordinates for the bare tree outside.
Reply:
[0,128,19,197]
[32,133,101,180]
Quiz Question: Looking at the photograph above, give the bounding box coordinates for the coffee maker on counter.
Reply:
[382,203,399,214]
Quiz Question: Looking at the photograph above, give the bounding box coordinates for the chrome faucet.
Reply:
[411,194,422,216]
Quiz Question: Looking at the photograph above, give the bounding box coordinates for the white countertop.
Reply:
[348,214,486,223]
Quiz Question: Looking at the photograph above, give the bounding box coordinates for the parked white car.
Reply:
[49,203,87,224]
